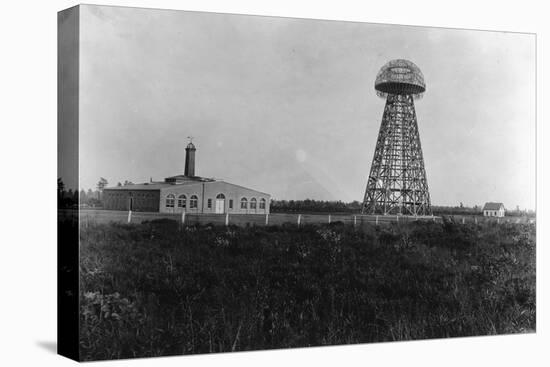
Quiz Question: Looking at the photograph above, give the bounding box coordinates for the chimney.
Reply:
[184,140,196,177]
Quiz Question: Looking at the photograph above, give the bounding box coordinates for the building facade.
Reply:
[482,202,505,217]
[103,142,270,214]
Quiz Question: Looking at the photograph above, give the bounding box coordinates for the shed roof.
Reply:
[482,202,505,210]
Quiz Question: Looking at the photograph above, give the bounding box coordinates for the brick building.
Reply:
[103,142,270,214]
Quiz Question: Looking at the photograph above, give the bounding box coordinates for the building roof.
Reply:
[104,174,217,191]
[104,183,173,191]
[215,180,271,197]
[164,175,214,183]
[104,175,270,198]
[104,179,271,198]
[482,202,505,211]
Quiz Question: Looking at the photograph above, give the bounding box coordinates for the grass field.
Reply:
[77,219,535,360]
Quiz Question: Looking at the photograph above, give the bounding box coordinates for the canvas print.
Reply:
[58,4,536,361]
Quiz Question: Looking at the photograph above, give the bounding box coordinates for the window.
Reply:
[166,194,175,208]
[190,195,198,209]
[240,198,248,209]
[229,199,233,209]
[259,198,266,209]
[207,198,212,209]
[216,193,225,199]
[250,198,257,209]
[177,194,186,208]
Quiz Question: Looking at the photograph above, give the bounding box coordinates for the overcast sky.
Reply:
[77,5,535,210]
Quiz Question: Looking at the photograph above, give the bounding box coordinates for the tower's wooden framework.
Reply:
[362,60,432,215]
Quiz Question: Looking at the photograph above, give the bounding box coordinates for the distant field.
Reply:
[74,219,536,360]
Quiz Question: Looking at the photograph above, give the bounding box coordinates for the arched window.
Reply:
[216,193,225,199]
[177,194,186,208]
[190,195,198,209]
[250,198,257,209]
[259,198,266,209]
[166,194,175,208]
[240,197,248,209]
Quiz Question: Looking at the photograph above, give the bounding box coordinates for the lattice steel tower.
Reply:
[362,59,431,215]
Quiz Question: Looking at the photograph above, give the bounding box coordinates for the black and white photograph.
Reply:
[55,3,539,362]
[4,1,549,366]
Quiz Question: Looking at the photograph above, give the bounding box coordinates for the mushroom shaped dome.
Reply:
[375,59,425,97]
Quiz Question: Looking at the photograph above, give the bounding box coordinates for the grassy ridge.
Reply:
[78,220,535,360]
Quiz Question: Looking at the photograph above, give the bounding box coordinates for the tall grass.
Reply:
[77,219,535,360]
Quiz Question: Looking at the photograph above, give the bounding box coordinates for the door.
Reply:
[215,199,225,214]
[215,193,225,214]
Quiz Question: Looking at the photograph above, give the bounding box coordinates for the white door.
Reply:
[215,199,225,214]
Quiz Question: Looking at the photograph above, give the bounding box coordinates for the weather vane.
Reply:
[187,136,194,144]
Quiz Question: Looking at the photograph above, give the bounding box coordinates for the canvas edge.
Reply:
[57,4,81,362]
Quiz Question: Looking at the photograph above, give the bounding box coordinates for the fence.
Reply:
[441,214,535,225]
[73,209,441,227]
[61,209,534,228]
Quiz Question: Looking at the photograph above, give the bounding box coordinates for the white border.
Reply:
[0,1,546,366]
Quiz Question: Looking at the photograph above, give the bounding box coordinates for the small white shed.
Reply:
[482,202,505,217]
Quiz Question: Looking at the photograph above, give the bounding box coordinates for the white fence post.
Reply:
[265,213,269,225]
[328,214,331,224]
[354,215,357,228]
[127,210,132,223]
[396,215,399,223]
[462,217,465,224]
[181,211,186,225]
[225,212,229,226]
[297,214,302,226]
[376,215,379,225]
[475,217,478,224]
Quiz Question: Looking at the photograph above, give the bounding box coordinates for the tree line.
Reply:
[270,199,363,214]
[271,199,534,217]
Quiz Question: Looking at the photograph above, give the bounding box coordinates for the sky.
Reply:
[75,5,536,210]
